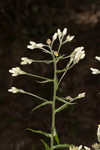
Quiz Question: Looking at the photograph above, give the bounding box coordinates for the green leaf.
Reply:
[32,101,52,111]
[54,129,60,145]
[55,102,75,113]
[53,144,70,149]
[41,139,50,150]
[26,128,51,138]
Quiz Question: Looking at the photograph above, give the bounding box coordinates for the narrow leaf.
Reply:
[54,129,60,145]
[41,139,50,150]
[53,144,70,149]
[26,128,51,138]
[32,101,52,111]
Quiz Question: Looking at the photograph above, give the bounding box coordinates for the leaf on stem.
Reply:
[53,144,70,149]
[32,101,52,111]
[41,139,50,150]
[54,129,60,145]
[26,128,51,138]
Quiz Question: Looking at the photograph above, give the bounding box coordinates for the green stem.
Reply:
[51,56,57,150]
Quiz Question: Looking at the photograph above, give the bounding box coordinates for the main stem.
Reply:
[51,57,57,150]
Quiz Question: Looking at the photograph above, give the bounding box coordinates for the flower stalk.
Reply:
[8,28,86,150]
[51,56,57,150]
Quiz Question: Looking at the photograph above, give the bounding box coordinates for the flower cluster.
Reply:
[53,28,75,43]
[57,28,67,39]
[70,145,90,150]
[9,67,26,76]
[20,57,33,65]
[90,56,100,75]
[27,41,44,50]
[90,68,100,75]
[71,46,85,64]
[77,92,86,99]
[97,124,100,143]
[8,87,24,94]
[65,92,86,101]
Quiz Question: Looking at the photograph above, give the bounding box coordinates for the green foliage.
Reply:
[26,128,51,138]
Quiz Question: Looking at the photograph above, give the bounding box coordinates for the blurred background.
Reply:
[0,0,100,149]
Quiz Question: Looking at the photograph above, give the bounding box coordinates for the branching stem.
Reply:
[51,55,57,150]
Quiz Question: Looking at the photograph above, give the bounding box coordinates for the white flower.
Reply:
[62,28,67,36]
[84,146,91,150]
[78,92,86,98]
[9,67,25,76]
[97,124,100,142]
[20,57,33,65]
[78,145,83,150]
[8,87,24,94]
[95,56,100,62]
[27,41,44,49]
[90,68,100,74]
[71,47,85,64]
[52,33,58,41]
[66,35,75,42]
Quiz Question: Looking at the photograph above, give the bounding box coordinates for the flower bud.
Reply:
[62,28,67,36]
[90,68,100,74]
[95,56,100,62]
[53,33,57,41]
[54,51,59,57]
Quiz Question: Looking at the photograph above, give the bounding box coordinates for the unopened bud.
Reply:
[46,39,51,45]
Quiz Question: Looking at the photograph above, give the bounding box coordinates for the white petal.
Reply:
[66,35,75,42]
